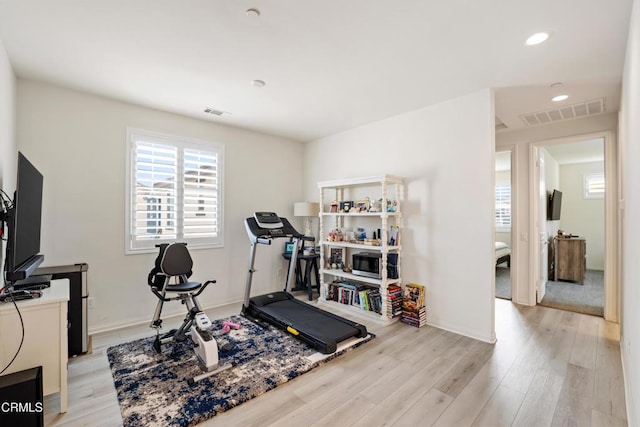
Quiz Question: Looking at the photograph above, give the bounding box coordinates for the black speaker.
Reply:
[0,366,44,427]
[387,253,399,279]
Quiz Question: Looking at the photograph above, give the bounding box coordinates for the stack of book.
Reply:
[386,284,403,318]
[401,283,426,327]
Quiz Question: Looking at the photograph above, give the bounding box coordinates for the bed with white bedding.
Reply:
[495,241,511,267]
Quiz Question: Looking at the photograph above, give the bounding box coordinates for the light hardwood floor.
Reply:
[44,298,628,426]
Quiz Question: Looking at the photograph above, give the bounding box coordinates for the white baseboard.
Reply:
[620,337,637,427]
[427,317,496,344]
[89,299,243,336]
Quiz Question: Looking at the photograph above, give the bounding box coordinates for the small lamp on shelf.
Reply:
[294,201,320,238]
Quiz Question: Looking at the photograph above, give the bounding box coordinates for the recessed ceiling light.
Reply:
[526,32,550,46]
[251,80,266,88]
[552,94,569,102]
[550,82,563,88]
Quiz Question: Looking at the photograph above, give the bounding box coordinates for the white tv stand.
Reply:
[0,279,69,413]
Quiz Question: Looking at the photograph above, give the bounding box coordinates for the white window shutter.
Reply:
[495,185,511,229]
[584,173,605,199]
[132,141,178,247]
[183,149,219,239]
[126,129,224,253]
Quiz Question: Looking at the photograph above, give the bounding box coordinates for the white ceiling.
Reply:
[0,0,633,142]
[544,138,604,164]
[495,137,604,173]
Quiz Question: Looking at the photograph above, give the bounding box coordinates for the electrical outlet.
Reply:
[88,297,95,309]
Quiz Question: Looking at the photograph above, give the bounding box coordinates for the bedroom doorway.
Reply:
[495,150,513,300]
[530,131,618,322]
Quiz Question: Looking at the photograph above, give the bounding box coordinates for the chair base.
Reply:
[187,362,235,385]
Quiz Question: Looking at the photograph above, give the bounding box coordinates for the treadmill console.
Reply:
[245,212,302,242]
[254,212,284,229]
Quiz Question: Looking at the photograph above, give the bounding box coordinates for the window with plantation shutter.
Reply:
[126,129,224,253]
[584,172,605,199]
[495,184,511,231]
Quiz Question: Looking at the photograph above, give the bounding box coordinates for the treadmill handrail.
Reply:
[243,215,302,309]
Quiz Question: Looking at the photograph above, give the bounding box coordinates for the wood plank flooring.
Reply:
[43,298,628,426]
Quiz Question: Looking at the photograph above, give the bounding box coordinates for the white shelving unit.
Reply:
[317,175,403,326]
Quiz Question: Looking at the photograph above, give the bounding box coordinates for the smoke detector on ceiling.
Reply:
[203,107,229,116]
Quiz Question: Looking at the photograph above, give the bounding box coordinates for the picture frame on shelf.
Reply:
[329,248,343,265]
[339,201,354,213]
[388,225,399,246]
[355,199,370,212]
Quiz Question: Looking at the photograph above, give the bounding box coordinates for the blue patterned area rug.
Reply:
[107,315,373,427]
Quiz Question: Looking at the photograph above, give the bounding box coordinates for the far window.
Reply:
[584,172,605,199]
[126,128,224,253]
[495,185,511,230]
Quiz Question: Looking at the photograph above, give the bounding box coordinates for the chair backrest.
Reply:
[160,243,194,277]
[147,243,193,287]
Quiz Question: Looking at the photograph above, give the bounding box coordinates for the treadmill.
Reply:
[242,212,368,354]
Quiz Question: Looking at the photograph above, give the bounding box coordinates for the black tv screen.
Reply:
[548,189,562,221]
[5,152,44,279]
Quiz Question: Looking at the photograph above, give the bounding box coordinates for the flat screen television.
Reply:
[548,189,562,221]
[3,152,44,283]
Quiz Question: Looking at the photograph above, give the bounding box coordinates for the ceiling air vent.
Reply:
[519,98,605,127]
[204,107,226,116]
[495,116,508,132]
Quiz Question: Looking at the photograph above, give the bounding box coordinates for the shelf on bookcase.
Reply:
[319,268,401,286]
[320,212,400,218]
[321,241,401,251]
[317,174,403,188]
[317,298,399,326]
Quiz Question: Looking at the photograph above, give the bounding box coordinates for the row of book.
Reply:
[401,283,426,327]
[326,281,382,314]
[326,281,426,327]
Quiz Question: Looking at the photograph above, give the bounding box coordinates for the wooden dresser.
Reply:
[554,237,586,284]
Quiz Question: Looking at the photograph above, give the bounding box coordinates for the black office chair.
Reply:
[148,243,216,353]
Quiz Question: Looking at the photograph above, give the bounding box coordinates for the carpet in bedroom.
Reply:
[495,266,511,300]
[540,270,604,317]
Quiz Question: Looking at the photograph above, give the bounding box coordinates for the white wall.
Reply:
[619,0,640,424]
[304,89,496,343]
[559,161,605,270]
[0,38,16,269]
[16,79,305,333]
[496,113,618,305]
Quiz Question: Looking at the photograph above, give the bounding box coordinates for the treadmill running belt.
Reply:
[258,299,361,344]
